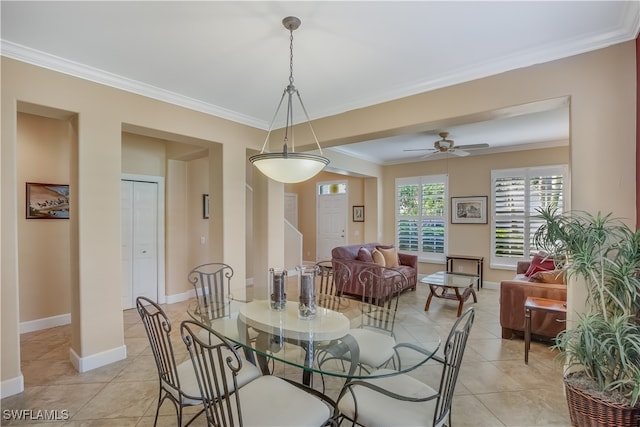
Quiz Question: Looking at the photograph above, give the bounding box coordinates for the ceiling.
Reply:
[2,1,639,165]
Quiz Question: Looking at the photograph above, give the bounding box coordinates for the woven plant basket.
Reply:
[564,374,640,427]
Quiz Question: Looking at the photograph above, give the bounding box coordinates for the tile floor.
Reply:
[2,283,571,426]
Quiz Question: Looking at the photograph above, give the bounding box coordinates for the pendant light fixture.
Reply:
[249,16,330,184]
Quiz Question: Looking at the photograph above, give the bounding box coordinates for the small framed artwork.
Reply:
[202,194,210,219]
[353,205,364,222]
[26,182,70,219]
[451,196,487,224]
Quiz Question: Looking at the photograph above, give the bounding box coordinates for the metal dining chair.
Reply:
[336,308,476,427]
[316,260,352,311]
[188,263,234,317]
[180,319,337,427]
[341,266,406,372]
[136,296,260,427]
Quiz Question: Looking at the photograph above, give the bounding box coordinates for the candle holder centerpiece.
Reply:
[269,267,287,311]
[297,264,318,319]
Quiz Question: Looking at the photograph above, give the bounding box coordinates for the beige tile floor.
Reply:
[2,283,571,426]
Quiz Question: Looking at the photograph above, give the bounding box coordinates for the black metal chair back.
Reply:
[433,307,476,426]
[357,266,405,337]
[188,263,233,319]
[136,296,202,426]
[316,259,352,311]
[180,319,244,427]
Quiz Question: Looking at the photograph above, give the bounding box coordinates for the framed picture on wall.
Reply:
[26,182,69,219]
[203,194,210,219]
[353,205,364,222]
[451,196,487,224]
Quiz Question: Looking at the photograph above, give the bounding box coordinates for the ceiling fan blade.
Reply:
[450,149,470,157]
[403,148,432,152]
[454,143,490,150]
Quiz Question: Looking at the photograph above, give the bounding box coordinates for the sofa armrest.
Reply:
[516,261,531,275]
[398,252,418,270]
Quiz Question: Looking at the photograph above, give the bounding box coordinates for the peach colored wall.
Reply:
[17,113,71,322]
[286,170,366,262]
[385,146,570,283]
[121,132,166,176]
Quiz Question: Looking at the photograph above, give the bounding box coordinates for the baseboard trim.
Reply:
[0,375,24,399]
[20,313,71,334]
[165,289,196,304]
[69,345,127,373]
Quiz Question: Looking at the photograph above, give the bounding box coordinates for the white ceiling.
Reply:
[2,1,639,165]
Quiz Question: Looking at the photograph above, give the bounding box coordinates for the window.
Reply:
[491,165,569,268]
[396,175,448,262]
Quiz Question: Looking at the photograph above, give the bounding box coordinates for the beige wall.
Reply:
[286,170,367,262]
[384,146,570,283]
[1,41,636,397]
[17,113,71,322]
[121,132,167,176]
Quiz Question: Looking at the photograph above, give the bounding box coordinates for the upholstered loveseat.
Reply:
[331,243,417,299]
[500,255,567,340]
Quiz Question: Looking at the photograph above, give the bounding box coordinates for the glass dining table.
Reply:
[187,294,440,387]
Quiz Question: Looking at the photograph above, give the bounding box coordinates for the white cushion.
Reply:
[171,348,261,403]
[348,328,397,368]
[229,375,331,426]
[337,368,437,427]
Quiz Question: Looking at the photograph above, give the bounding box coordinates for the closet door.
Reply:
[121,180,158,309]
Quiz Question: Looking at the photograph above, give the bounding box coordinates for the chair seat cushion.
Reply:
[338,368,437,427]
[172,348,260,403]
[348,328,396,368]
[233,375,331,426]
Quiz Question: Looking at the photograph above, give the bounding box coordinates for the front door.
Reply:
[317,184,347,261]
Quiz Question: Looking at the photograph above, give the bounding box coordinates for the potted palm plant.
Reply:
[533,206,640,426]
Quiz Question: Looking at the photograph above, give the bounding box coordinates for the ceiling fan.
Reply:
[404,132,489,157]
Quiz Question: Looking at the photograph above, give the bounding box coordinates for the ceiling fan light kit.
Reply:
[249,16,330,184]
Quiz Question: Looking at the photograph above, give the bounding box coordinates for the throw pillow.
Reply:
[525,252,556,277]
[530,269,566,284]
[377,246,399,268]
[357,247,374,263]
[371,249,386,266]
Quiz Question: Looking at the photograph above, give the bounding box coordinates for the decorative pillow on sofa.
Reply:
[357,246,374,263]
[525,252,556,277]
[371,249,386,266]
[530,269,566,284]
[377,246,399,268]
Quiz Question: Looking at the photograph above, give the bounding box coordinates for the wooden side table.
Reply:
[446,254,484,290]
[524,296,566,364]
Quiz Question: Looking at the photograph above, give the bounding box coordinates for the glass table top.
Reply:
[187,295,440,381]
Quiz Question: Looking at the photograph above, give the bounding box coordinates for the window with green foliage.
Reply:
[396,175,447,262]
[491,165,569,268]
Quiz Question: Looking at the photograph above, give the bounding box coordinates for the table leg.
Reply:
[424,286,435,311]
[454,288,464,317]
[524,306,531,364]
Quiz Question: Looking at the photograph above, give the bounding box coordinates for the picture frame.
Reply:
[203,194,210,219]
[353,205,364,222]
[451,196,487,224]
[26,182,70,219]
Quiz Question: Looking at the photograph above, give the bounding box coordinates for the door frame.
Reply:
[121,173,166,304]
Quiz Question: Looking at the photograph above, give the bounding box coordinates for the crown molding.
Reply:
[1,40,268,129]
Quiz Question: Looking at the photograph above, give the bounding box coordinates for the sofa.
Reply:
[331,243,417,299]
[500,257,567,340]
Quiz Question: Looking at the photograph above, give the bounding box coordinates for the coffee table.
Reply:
[421,271,478,317]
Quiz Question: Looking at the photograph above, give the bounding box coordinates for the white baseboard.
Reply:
[0,375,24,399]
[70,345,127,373]
[20,313,71,334]
[165,289,196,304]
[482,281,499,290]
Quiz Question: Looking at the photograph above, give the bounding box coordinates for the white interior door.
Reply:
[121,180,158,309]
[317,192,347,261]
